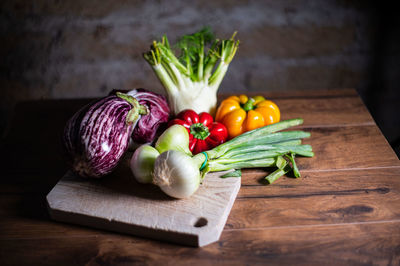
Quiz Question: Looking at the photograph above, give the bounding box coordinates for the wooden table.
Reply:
[1,89,399,265]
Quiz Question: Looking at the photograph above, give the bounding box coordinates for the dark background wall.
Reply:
[1,0,399,156]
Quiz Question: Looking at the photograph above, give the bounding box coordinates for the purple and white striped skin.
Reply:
[127,89,170,143]
[63,94,144,178]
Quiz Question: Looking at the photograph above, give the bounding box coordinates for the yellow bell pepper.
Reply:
[215,94,280,138]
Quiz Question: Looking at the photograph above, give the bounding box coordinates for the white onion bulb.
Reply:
[130,144,159,184]
[153,150,202,199]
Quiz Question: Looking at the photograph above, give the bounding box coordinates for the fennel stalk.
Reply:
[143,27,239,115]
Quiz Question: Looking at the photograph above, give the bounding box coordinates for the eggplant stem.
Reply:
[116,92,148,124]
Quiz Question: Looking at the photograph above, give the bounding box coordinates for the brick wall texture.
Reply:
[1,0,399,154]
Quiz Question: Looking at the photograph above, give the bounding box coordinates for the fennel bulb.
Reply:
[143,27,239,116]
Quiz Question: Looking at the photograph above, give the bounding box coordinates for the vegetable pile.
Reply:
[132,118,312,198]
[62,27,314,199]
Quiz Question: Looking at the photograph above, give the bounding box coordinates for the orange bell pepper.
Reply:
[215,94,280,138]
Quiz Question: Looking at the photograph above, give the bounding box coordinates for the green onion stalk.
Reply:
[133,118,314,199]
[143,27,239,116]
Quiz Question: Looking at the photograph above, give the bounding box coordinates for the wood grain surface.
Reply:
[46,168,241,247]
[0,89,399,265]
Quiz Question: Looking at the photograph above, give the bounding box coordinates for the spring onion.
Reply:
[143,27,239,115]
[153,151,202,198]
[131,124,192,183]
[155,124,192,155]
[130,144,159,184]
[152,118,314,198]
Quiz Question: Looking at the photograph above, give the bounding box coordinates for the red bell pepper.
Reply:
[168,109,228,154]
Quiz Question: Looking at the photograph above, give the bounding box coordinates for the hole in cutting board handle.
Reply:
[193,217,208,228]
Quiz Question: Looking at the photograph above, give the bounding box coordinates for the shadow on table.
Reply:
[1,98,95,176]
[0,99,92,221]
[0,99,178,225]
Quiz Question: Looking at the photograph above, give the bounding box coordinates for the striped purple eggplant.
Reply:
[63,93,147,178]
[127,89,170,143]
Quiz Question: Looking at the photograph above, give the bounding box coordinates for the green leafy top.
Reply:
[175,27,215,81]
[143,27,239,85]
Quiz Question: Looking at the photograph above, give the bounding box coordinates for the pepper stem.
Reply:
[242,98,255,111]
[190,123,210,140]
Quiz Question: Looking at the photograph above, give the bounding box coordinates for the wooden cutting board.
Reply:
[46,157,241,247]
